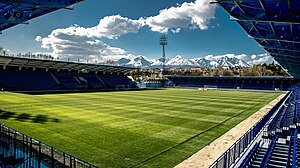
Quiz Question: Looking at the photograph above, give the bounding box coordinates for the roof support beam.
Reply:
[232,1,246,14]
[249,36,300,44]
[230,16,299,24]
[269,53,300,59]
[269,22,275,34]
[0,56,135,74]
[2,59,12,69]
[258,0,266,12]
[263,46,300,53]
[0,0,83,9]
[287,0,291,11]
[250,21,260,34]
[290,23,293,36]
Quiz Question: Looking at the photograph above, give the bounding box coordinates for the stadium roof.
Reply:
[0,56,135,74]
[212,0,300,78]
[0,0,83,32]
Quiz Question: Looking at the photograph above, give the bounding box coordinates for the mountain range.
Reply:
[103,55,264,68]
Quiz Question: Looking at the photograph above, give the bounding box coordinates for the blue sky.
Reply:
[0,0,270,63]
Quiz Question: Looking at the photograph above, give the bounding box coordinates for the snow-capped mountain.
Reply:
[166,55,195,67]
[209,56,250,67]
[115,58,131,66]
[126,55,152,67]
[151,58,165,67]
[191,57,211,68]
[103,55,256,68]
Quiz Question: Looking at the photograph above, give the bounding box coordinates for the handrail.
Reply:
[261,135,278,168]
[0,123,98,168]
[294,94,299,124]
[267,91,291,131]
[209,92,289,168]
[239,143,259,168]
[292,129,298,168]
[279,92,294,128]
[285,131,294,167]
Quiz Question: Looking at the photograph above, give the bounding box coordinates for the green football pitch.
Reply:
[0,89,281,167]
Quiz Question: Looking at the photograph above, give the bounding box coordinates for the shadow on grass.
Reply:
[0,110,61,124]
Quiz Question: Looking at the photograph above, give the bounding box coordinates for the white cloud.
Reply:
[35,29,127,61]
[247,53,274,65]
[102,54,136,62]
[145,0,216,33]
[35,1,217,61]
[88,15,144,39]
[251,54,257,59]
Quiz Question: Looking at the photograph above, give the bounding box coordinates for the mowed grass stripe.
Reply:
[109,89,274,100]
[39,89,270,103]
[0,89,281,167]
[34,91,264,118]
[45,91,270,106]
[17,94,239,122]
[135,91,280,168]
[0,91,276,140]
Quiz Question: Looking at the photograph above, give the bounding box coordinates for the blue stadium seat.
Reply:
[98,74,138,89]
[0,68,60,91]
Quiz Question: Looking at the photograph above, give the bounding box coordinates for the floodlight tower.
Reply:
[159,35,168,76]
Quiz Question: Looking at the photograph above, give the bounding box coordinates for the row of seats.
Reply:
[166,76,299,91]
[0,68,137,91]
[211,87,300,168]
[0,69,61,90]
[241,129,298,168]
[239,87,300,167]
[268,89,299,134]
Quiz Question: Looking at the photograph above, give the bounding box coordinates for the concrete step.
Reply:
[268,159,288,167]
[267,163,286,168]
[270,155,288,162]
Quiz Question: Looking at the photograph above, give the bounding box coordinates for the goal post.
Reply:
[203,85,218,90]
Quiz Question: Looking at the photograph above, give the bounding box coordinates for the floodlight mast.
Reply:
[159,35,168,77]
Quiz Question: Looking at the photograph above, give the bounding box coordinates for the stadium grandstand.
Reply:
[0,0,102,167]
[0,55,138,91]
[208,0,300,167]
[167,76,300,91]
[0,0,300,168]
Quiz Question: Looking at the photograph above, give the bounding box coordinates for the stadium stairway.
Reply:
[211,87,300,168]
[267,90,299,135]
[297,137,300,165]
[54,72,83,90]
[267,136,291,168]
[240,144,267,168]
[240,130,298,168]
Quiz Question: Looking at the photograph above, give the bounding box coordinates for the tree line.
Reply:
[130,62,289,79]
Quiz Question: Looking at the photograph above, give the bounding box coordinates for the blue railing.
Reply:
[0,123,98,168]
[261,135,278,168]
[209,92,289,168]
[285,131,294,167]
[292,129,298,168]
[279,92,295,128]
[267,91,292,131]
[239,143,259,168]
[294,94,299,124]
